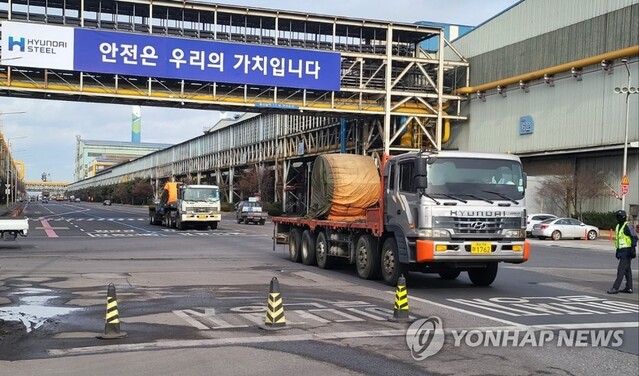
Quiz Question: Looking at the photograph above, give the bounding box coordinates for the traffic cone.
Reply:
[389,274,411,322]
[97,283,127,339]
[261,277,286,330]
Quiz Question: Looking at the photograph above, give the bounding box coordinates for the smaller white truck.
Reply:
[149,182,222,230]
[0,214,29,241]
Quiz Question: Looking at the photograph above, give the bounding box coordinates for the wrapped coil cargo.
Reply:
[307,154,381,220]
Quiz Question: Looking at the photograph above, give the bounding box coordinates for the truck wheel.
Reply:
[316,231,334,269]
[289,227,302,263]
[356,234,380,280]
[237,218,242,224]
[166,216,174,229]
[380,237,409,286]
[301,230,317,266]
[438,269,461,280]
[149,215,156,225]
[177,218,185,231]
[210,221,218,230]
[468,262,498,286]
[260,220,265,225]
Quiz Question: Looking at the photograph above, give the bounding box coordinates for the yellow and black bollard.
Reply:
[389,274,411,322]
[261,277,287,330]
[97,283,127,339]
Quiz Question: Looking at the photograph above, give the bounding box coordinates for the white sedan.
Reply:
[526,213,557,236]
[531,218,599,240]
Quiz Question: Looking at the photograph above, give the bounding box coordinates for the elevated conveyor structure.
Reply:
[0,0,469,204]
[24,181,69,196]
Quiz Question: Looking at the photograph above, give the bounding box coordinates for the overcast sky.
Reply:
[1,0,520,182]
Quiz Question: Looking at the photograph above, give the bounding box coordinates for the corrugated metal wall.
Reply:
[447,65,639,153]
[469,4,637,85]
[455,0,637,61]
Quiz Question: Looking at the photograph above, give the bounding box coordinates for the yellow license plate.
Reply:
[197,215,207,219]
[471,242,492,254]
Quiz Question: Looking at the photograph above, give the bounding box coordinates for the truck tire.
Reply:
[438,269,461,280]
[149,215,156,225]
[237,217,242,224]
[356,234,380,280]
[468,262,498,286]
[316,231,334,269]
[210,221,218,230]
[301,230,317,266]
[260,219,265,225]
[380,237,409,286]
[166,216,174,229]
[177,218,185,231]
[289,227,302,263]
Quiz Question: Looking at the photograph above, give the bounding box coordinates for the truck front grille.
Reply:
[433,216,522,234]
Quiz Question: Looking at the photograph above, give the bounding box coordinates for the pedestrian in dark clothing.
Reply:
[607,210,638,294]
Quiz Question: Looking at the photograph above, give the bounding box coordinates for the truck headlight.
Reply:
[417,229,450,238]
[504,229,526,238]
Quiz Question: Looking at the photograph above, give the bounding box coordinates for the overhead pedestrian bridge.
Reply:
[0,0,469,205]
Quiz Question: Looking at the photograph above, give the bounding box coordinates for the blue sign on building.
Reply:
[519,116,534,135]
[72,29,342,91]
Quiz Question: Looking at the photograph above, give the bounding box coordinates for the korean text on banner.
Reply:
[1,21,341,91]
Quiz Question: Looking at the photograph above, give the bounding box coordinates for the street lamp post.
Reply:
[614,59,638,211]
[6,137,28,206]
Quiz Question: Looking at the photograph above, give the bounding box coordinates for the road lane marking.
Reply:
[47,321,639,357]
[48,329,407,356]
[40,219,59,238]
[389,292,521,326]
[446,295,639,317]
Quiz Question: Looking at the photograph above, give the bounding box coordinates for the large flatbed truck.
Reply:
[273,150,530,286]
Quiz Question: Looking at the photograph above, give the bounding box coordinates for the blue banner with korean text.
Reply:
[73,29,341,91]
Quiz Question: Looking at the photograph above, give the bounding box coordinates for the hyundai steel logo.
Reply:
[471,222,487,230]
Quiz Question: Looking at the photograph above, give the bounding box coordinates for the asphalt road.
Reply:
[0,201,637,375]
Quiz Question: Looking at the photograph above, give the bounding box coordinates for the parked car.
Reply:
[235,200,267,225]
[103,199,112,206]
[526,213,558,236]
[531,217,599,240]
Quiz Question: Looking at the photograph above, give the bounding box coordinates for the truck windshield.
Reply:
[426,158,525,201]
[183,188,220,202]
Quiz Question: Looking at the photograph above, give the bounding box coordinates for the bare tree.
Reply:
[236,165,273,202]
[537,163,608,218]
[112,185,129,204]
[132,180,154,205]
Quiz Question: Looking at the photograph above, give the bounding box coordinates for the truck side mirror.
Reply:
[414,157,428,190]
[522,172,528,189]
